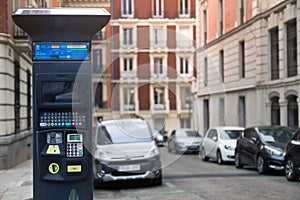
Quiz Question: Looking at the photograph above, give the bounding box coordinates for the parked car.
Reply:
[153,130,164,146]
[93,119,162,188]
[200,127,244,164]
[285,129,300,181]
[168,129,202,154]
[235,126,296,174]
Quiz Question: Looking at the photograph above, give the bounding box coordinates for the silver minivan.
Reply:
[93,119,162,188]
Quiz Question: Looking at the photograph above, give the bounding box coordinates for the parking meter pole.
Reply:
[12,8,110,200]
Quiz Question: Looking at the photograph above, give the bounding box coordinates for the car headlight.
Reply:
[157,135,163,140]
[224,145,235,151]
[264,145,282,156]
[97,150,110,161]
[148,146,160,158]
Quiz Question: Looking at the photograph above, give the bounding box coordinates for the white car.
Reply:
[93,119,162,188]
[200,127,244,164]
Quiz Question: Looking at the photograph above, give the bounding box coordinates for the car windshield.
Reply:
[97,121,152,145]
[177,130,201,138]
[259,127,296,143]
[220,130,243,140]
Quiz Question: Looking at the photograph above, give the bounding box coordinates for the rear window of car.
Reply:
[97,121,153,145]
[259,127,296,143]
[220,130,243,140]
[177,130,201,138]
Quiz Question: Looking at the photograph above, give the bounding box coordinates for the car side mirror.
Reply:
[251,137,258,143]
[212,136,218,141]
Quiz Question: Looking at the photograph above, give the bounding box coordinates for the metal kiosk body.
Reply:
[12,8,110,200]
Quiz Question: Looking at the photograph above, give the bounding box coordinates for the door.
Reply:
[204,129,218,158]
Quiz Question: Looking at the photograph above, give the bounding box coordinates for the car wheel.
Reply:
[257,155,268,174]
[235,151,243,169]
[217,151,223,165]
[285,157,299,181]
[153,171,162,186]
[93,179,102,189]
[201,147,209,161]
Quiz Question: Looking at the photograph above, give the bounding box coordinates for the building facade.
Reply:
[110,0,197,134]
[196,0,300,135]
[60,0,112,124]
[0,0,38,169]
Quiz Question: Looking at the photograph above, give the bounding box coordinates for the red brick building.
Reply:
[110,0,197,133]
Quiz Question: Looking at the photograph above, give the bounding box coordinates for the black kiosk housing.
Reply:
[12,8,110,200]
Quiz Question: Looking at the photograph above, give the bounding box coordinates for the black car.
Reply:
[235,126,296,174]
[285,129,300,181]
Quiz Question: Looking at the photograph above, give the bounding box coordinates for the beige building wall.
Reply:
[0,34,32,169]
[196,0,299,135]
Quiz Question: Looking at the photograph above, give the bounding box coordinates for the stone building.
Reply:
[0,0,38,169]
[196,0,300,134]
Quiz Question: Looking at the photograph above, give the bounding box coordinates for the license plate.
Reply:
[118,165,140,172]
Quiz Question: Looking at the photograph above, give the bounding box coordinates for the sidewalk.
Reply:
[0,159,33,200]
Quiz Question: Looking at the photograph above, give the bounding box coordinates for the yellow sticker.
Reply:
[46,145,61,154]
[67,165,82,173]
[48,163,59,174]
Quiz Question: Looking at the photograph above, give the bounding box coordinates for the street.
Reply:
[94,146,300,200]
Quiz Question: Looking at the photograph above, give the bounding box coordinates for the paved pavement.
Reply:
[0,159,33,200]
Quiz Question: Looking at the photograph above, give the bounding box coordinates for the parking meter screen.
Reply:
[42,81,79,103]
[33,42,90,60]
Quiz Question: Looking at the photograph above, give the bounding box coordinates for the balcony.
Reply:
[151,101,170,115]
[92,30,106,41]
[13,26,29,40]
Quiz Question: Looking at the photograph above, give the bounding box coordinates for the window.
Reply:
[270,96,280,126]
[179,0,189,17]
[154,87,165,109]
[26,70,31,129]
[124,87,135,110]
[180,118,191,128]
[122,0,134,17]
[180,87,191,109]
[203,99,210,133]
[286,19,297,77]
[14,61,20,133]
[123,58,133,72]
[203,10,208,45]
[123,28,133,46]
[270,27,279,80]
[239,41,245,78]
[94,83,107,109]
[93,49,103,73]
[179,57,189,75]
[151,27,165,47]
[219,98,225,126]
[238,96,246,127]
[153,0,163,17]
[219,50,224,82]
[218,0,224,36]
[287,95,298,127]
[177,26,192,48]
[204,57,208,86]
[154,118,165,131]
[237,0,244,25]
[154,58,163,76]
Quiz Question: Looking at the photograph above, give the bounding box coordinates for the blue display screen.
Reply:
[33,42,90,60]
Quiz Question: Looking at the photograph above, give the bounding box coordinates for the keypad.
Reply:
[39,112,86,128]
[66,143,83,158]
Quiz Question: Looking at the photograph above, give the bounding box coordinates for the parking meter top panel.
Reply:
[12,8,110,42]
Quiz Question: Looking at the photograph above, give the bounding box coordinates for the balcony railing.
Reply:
[13,26,29,40]
[93,31,106,41]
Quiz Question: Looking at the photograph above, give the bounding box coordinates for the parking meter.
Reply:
[12,8,110,200]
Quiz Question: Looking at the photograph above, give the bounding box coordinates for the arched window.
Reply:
[270,96,280,125]
[287,95,298,127]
